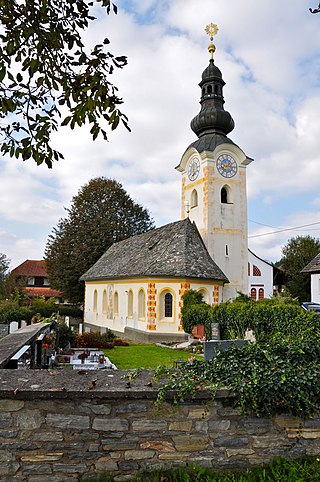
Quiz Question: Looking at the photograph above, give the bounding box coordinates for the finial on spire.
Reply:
[205,23,219,60]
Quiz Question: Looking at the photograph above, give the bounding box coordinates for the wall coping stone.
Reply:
[0,369,231,401]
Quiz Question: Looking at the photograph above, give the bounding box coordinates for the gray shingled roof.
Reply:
[301,253,320,274]
[80,218,228,283]
[187,132,238,155]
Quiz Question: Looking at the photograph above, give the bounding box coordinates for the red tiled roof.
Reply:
[24,287,62,298]
[11,260,48,277]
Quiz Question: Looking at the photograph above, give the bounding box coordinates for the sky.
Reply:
[1,0,320,269]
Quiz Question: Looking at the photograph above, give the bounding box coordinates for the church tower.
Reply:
[176,24,253,301]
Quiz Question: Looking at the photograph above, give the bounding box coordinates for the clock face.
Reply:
[216,154,237,178]
[188,157,200,181]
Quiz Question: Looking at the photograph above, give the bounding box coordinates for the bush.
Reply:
[73,330,116,349]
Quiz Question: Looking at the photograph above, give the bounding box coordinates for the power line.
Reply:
[248,221,320,239]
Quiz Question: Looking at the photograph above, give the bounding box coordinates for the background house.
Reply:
[301,253,320,303]
[11,260,62,303]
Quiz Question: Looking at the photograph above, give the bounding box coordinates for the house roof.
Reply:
[301,253,320,274]
[80,218,228,283]
[25,287,62,298]
[11,260,48,278]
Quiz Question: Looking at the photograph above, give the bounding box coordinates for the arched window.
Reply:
[93,290,98,312]
[214,85,219,95]
[253,265,261,276]
[258,288,264,300]
[191,189,198,208]
[102,290,107,313]
[114,291,119,315]
[159,290,174,320]
[164,293,173,317]
[138,289,146,320]
[207,85,213,95]
[128,290,133,317]
[221,187,228,203]
[250,288,257,301]
[198,288,209,304]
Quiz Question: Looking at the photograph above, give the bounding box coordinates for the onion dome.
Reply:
[190,24,235,138]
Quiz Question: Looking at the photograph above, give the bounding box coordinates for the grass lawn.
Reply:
[103,343,202,369]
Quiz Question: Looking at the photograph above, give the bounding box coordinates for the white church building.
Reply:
[80,25,274,341]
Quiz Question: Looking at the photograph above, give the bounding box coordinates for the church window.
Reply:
[258,288,264,300]
[138,289,146,320]
[128,290,133,317]
[102,290,107,313]
[250,288,257,300]
[93,290,98,312]
[191,189,198,208]
[198,288,209,303]
[159,290,174,320]
[253,265,261,276]
[165,293,173,317]
[248,262,251,276]
[114,291,119,315]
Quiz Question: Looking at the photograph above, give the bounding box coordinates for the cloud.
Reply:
[1,0,320,269]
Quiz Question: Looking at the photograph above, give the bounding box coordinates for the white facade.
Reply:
[177,144,252,301]
[248,250,274,300]
[310,274,320,303]
[83,278,223,336]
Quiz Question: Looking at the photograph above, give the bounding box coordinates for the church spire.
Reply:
[190,23,235,138]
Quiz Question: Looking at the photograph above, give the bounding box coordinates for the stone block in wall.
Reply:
[226,448,255,457]
[172,435,209,451]
[46,414,90,430]
[140,441,175,452]
[115,401,148,414]
[23,464,53,474]
[102,440,138,451]
[168,421,193,432]
[118,460,140,471]
[0,429,18,439]
[52,463,87,474]
[124,449,155,460]
[208,420,231,431]
[132,420,167,432]
[0,400,24,412]
[95,458,119,472]
[32,431,63,442]
[81,402,112,415]
[0,413,12,428]
[93,418,129,432]
[21,453,64,463]
[252,435,291,448]
[16,410,44,430]
[237,417,273,434]
[213,436,249,447]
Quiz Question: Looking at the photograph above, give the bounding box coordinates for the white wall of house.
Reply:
[248,251,273,300]
[83,278,223,335]
[310,273,320,303]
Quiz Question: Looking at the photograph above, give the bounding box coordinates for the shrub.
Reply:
[73,330,116,349]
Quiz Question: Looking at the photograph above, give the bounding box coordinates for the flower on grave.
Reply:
[188,356,195,363]
[78,351,89,361]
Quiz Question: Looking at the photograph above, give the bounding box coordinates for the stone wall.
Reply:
[0,369,319,481]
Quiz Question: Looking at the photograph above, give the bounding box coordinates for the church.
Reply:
[80,25,274,342]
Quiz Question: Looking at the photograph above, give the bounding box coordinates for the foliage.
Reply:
[0,0,129,167]
[73,330,116,349]
[153,337,320,418]
[53,319,75,350]
[211,296,310,342]
[279,235,320,302]
[0,252,10,299]
[45,177,154,302]
[0,297,82,324]
[82,457,320,482]
[181,290,212,338]
[182,304,212,340]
